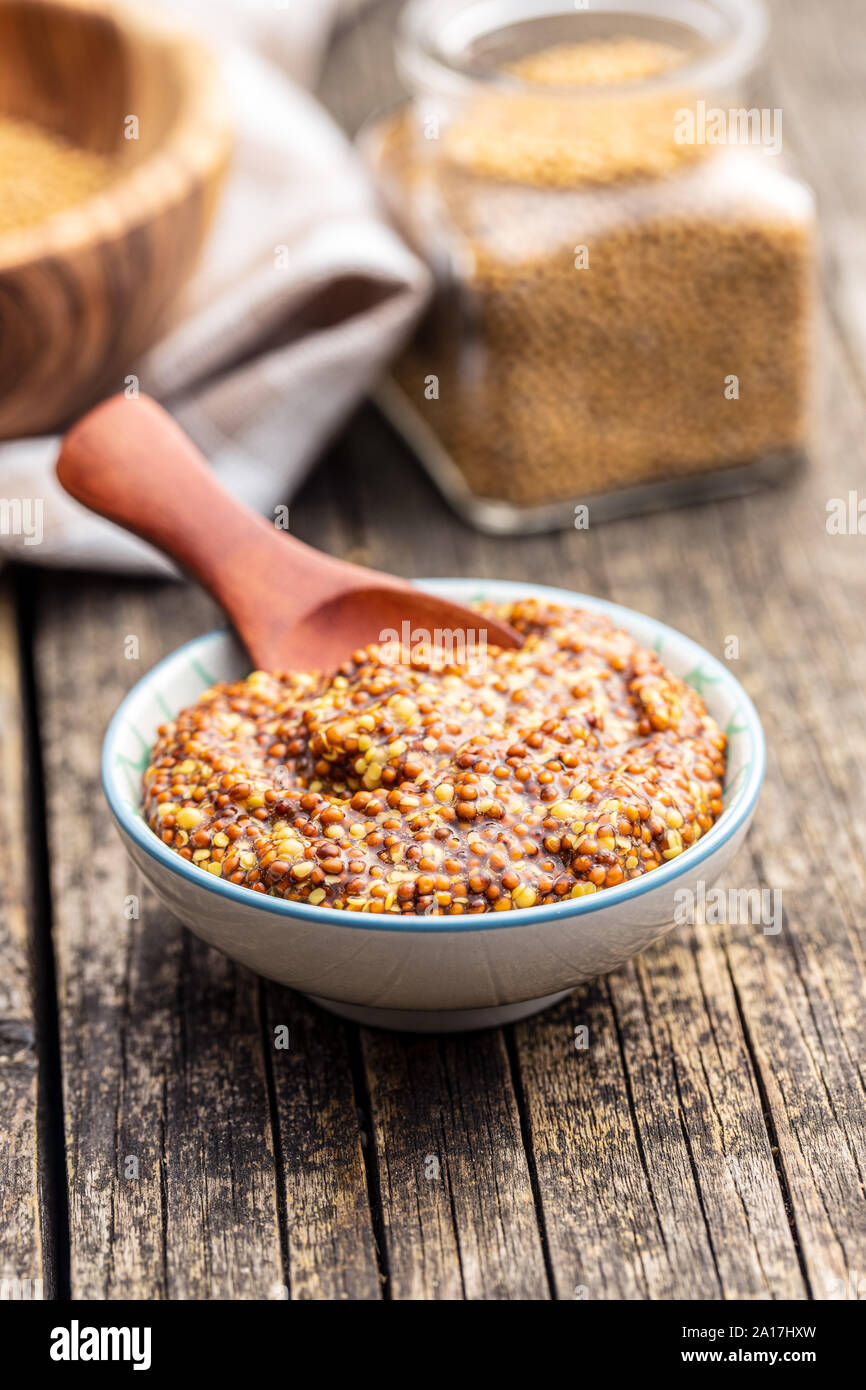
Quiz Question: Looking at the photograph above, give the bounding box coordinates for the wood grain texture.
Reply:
[262,987,381,1301]
[34,582,266,1299]
[0,574,44,1298]
[0,0,230,438]
[32,576,383,1299]
[9,0,866,1302]
[513,938,805,1300]
[361,1026,549,1300]
[35,580,282,1299]
[317,0,866,1299]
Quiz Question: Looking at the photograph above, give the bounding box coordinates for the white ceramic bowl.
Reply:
[103,579,765,1031]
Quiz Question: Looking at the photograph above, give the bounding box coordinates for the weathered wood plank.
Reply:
[262,988,381,1300]
[733,3,866,1292]
[628,931,806,1298]
[19,0,865,1302]
[504,0,866,1296]
[0,572,45,1300]
[514,985,689,1302]
[576,306,866,1297]
[512,928,806,1301]
[360,1027,550,1300]
[292,451,551,1300]
[310,417,806,1299]
[34,577,280,1298]
[716,358,866,1296]
[34,572,382,1299]
[313,413,813,1299]
[765,0,866,383]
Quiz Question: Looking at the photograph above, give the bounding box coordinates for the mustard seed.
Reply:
[144,600,726,916]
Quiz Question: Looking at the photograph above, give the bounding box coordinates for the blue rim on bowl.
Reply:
[102,579,766,934]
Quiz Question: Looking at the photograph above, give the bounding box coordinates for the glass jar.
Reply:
[363,0,815,533]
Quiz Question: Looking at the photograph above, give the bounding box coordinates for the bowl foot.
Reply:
[304,989,574,1033]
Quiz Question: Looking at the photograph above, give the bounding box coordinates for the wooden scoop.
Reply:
[56,394,521,671]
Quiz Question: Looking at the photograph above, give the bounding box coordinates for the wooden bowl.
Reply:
[0,0,231,438]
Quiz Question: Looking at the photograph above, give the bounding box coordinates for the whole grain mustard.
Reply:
[144,600,727,916]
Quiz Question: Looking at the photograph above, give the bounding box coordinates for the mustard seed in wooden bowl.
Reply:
[143,600,726,917]
[0,115,114,235]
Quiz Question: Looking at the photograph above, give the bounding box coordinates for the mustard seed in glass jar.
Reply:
[363,0,816,533]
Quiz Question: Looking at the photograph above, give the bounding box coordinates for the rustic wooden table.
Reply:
[2,0,865,1302]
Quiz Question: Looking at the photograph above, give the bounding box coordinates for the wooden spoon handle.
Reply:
[57,393,522,671]
[55,394,375,652]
